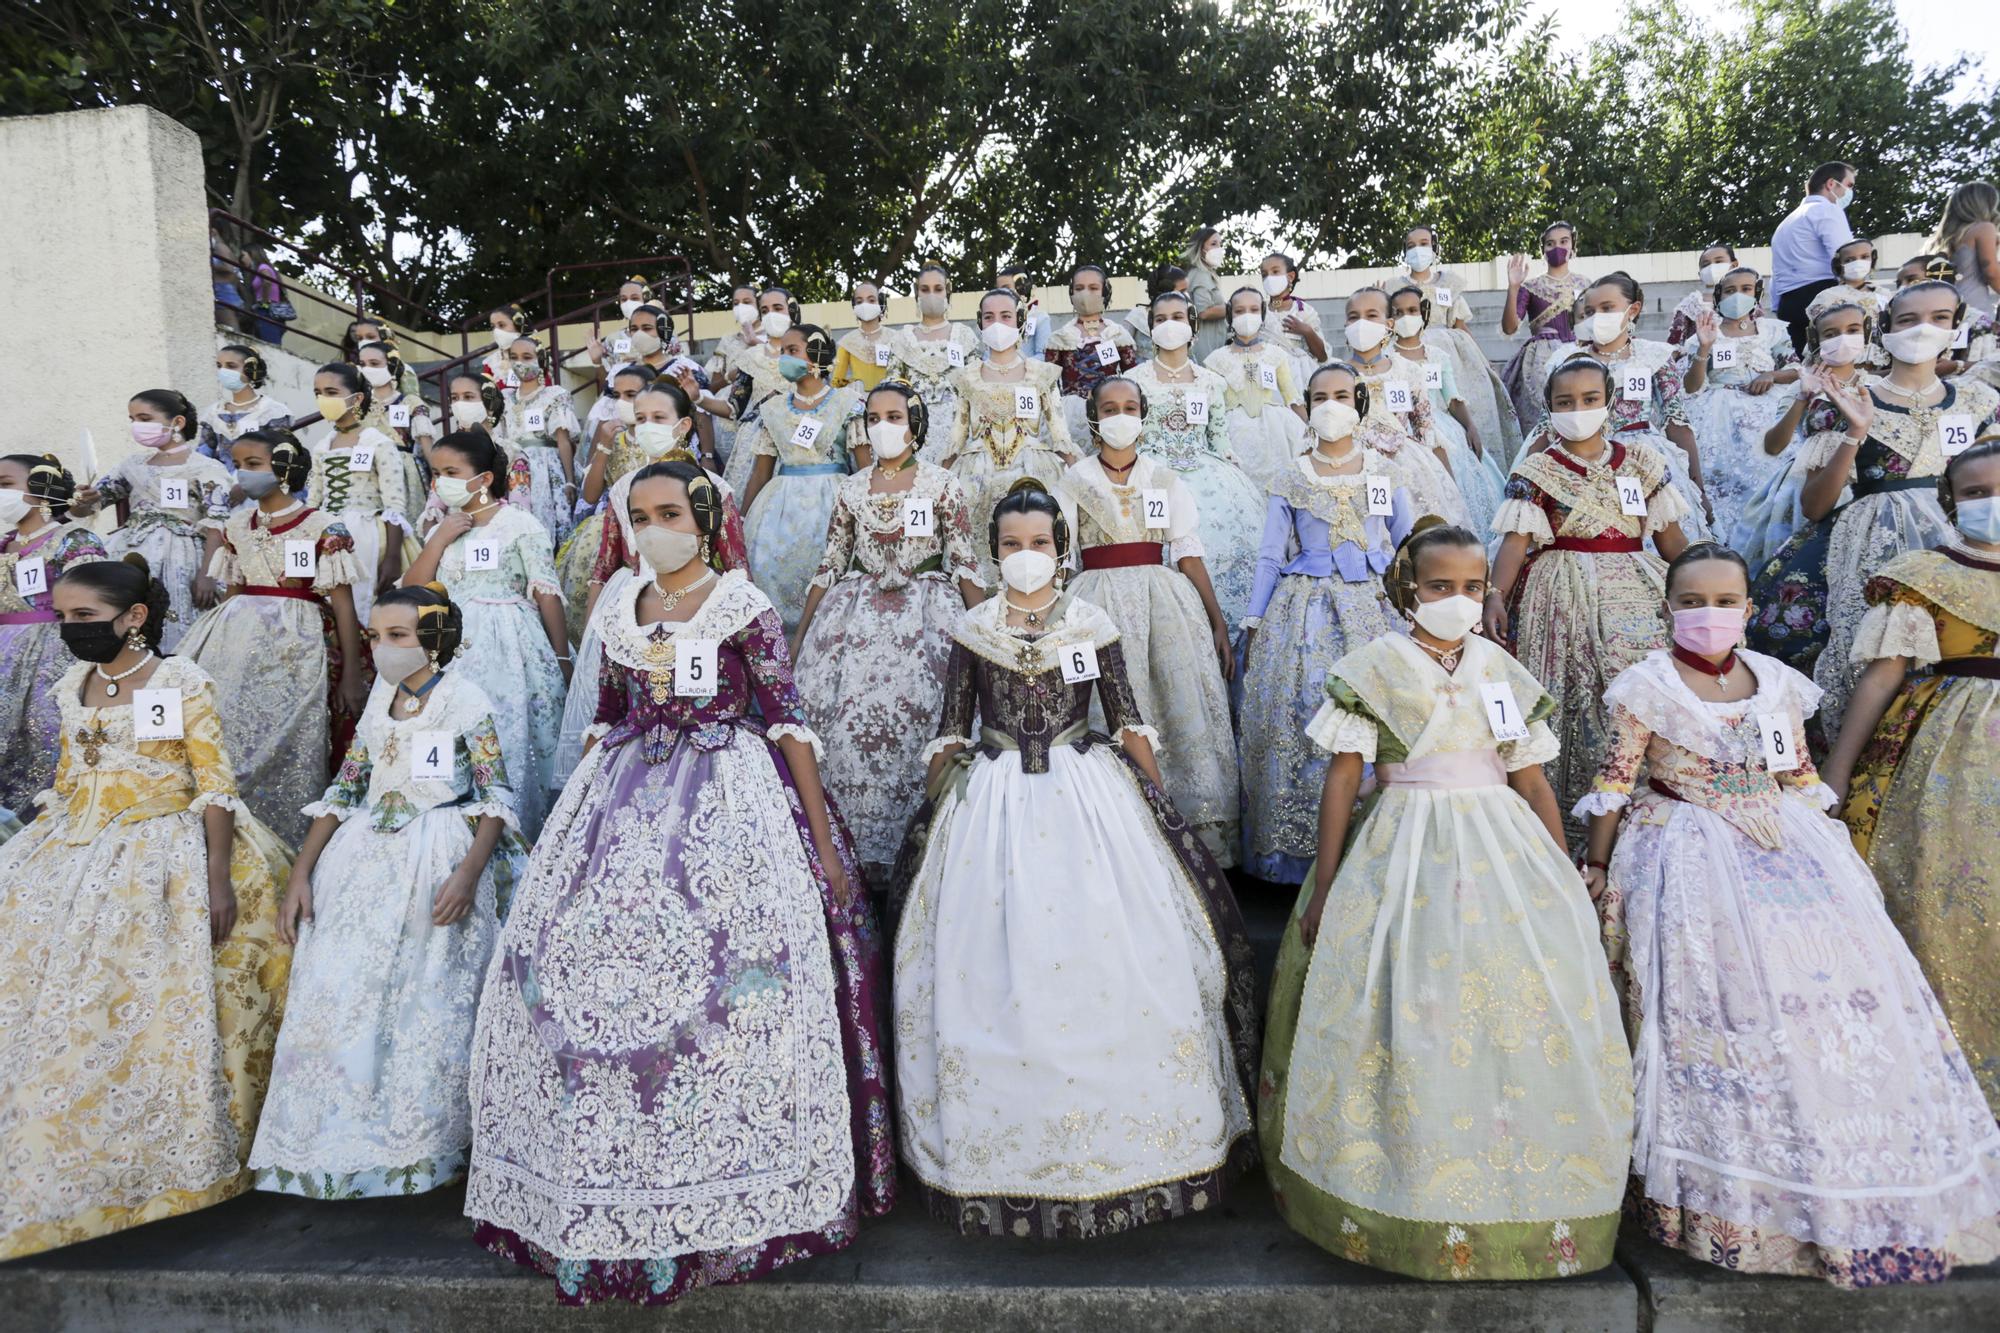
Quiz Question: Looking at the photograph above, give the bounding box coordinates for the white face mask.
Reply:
[1072,289,1105,317]
[1150,318,1193,350]
[1261,273,1289,297]
[626,330,663,357]
[1309,400,1360,441]
[1584,310,1628,345]
[634,419,686,459]
[616,398,638,425]
[853,301,883,323]
[918,292,950,320]
[1817,331,1865,365]
[1202,245,1225,269]
[1404,245,1437,272]
[449,399,485,427]
[1000,548,1057,594]
[1344,318,1389,351]
[360,364,393,387]
[1880,322,1956,364]
[866,420,911,460]
[1231,311,1263,338]
[1392,314,1425,339]
[636,525,701,575]
[981,320,1020,352]
[732,302,757,326]
[433,475,478,508]
[760,311,791,338]
[1096,413,1143,450]
[0,489,30,526]
[371,642,430,686]
[1842,258,1872,281]
[1412,593,1484,642]
[619,299,642,319]
[1550,406,1610,441]
[1700,261,1731,286]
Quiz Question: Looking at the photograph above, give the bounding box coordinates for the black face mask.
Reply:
[60,620,126,663]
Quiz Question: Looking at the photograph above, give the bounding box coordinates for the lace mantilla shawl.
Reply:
[949,590,1121,674]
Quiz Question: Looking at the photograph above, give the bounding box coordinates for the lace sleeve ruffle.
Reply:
[1848,599,1940,666]
[582,721,612,746]
[186,790,250,818]
[1305,699,1377,759]
[1797,427,1853,473]
[1167,533,1207,562]
[206,545,240,584]
[921,734,972,763]
[1571,789,1629,819]
[299,798,363,823]
[313,544,367,591]
[1646,478,1691,533]
[765,721,825,761]
[457,797,522,834]
[1112,722,1162,753]
[1788,782,1841,812]
[1499,718,1560,772]
[527,576,565,603]
[1491,496,1554,543]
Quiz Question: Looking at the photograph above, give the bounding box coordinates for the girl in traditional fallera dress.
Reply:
[1203,286,1306,489]
[888,267,982,444]
[1749,280,2000,741]
[1238,375,1411,882]
[1826,441,2000,1119]
[1401,225,1523,463]
[891,481,1258,1239]
[357,339,435,505]
[250,585,527,1200]
[1541,273,1712,539]
[1128,291,1267,633]
[1501,222,1592,432]
[1059,377,1241,864]
[178,430,368,848]
[442,371,535,508]
[741,322,861,633]
[1679,267,1800,540]
[1581,543,2000,1287]
[1728,302,1871,569]
[402,431,569,838]
[944,288,1078,573]
[0,455,105,819]
[831,280,896,392]
[70,389,230,652]
[1261,522,1632,1281]
[0,557,289,1259]
[1805,235,1891,324]
[467,461,893,1307]
[1342,288,1470,527]
[198,343,292,464]
[1044,263,1140,441]
[1487,357,1690,846]
[1389,283,1503,534]
[557,361,656,640]
[303,361,416,625]
[1259,252,1328,386]
[1666,243,1745,346]
[792,382,984,886]
[494,338,579,547]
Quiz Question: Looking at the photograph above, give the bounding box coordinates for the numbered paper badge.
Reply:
[1058,639,1101,683]
[873,342,893,367]
[902,496,935,537]
[1939,414,1975,458]
[1618,368,1652,401]
[158,478,190,510]
[1094,340,1119,367]
[409,730,454,780]
[346,444,376,473]
[612,336,633,356]
[1757,712,1799,772]
[1616,475,1649,517]
[13,556,47,599]
[1140,487,1170,529]
[131,687,185,741]
[1013,386,1040,420]
[1478,682,1530,741]
[1256,363,1280,393]
[283,539,316,580]
[1952,322,1971,350]
[675,637,719,696]
[1432,286,1453,308]
[1184,392,1210,426]
[523,409,546,434]
[464,535,501,571]
[790,416,825,449]
[947,343,966,368]
[1023,315,1040,338]
[1420,363,1445,390]
[388,403,413,429]
[1710,342,1740,370]
[1383,382,1414,415]
[1363,474,1395,518]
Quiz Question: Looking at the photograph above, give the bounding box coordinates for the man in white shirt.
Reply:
[1769,160,1857,352]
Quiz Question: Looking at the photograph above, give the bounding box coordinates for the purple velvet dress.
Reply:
[464,570,894,1307]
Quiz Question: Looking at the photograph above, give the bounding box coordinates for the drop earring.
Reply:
[124,625,147,652]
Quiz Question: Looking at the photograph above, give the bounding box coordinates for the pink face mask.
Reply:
[130,420,177,449]
[1671,606,1745,656]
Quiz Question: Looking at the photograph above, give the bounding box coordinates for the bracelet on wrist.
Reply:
[1579,858,1608,872]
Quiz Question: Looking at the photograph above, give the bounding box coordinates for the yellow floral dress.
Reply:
[1841,544,2000,1119]
[0,657,290,1259]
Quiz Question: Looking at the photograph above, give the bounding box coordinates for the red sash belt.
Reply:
[239,585,322,600]
[1080,542,1164,570]
[1548,535,1643,553]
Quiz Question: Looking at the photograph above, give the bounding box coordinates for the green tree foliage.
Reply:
[2,0,1992,319]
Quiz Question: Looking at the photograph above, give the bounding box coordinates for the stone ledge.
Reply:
[1618,1237,2000,1333]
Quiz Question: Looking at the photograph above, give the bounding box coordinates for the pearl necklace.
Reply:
[1412,635,1465,674]
[1311,441,1359,467]
[654,569,715,617]
[1003,589,1059,628]
[95,651,154,698]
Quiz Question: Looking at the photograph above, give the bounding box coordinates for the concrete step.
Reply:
[5,1176,1994,1331]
